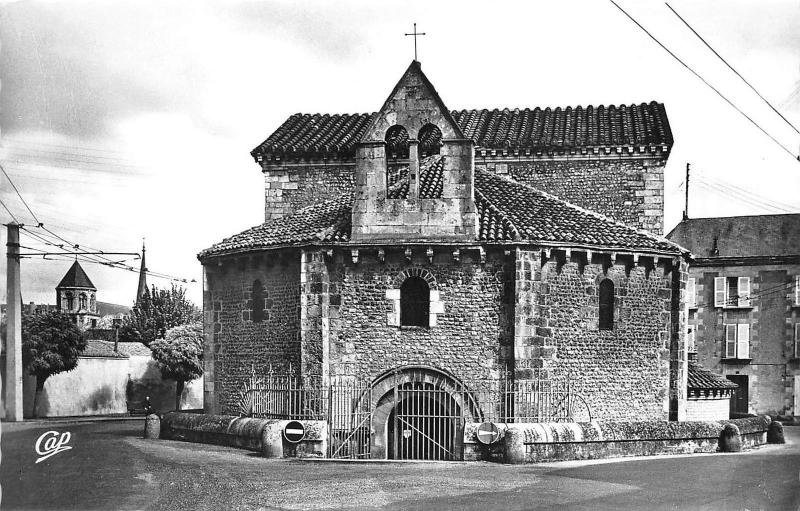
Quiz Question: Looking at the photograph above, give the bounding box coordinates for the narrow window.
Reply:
[66,292,74,310]
[686,277,696,308]
[251,280,265,323]
[795,275,800,306]
[79,293,87,310]
[417,124,442,158]
[795,323,800,358]
[599,279,614,330]
[400,277,430,327]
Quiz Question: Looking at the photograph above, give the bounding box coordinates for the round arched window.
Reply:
[400,277,430,327]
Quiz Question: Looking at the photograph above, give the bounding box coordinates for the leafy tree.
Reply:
[120,284,200,346]
[150,322,203,410]
[21,311,86,417]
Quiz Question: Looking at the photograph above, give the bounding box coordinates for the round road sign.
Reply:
[283,421,305,443]
[476,422,500,445]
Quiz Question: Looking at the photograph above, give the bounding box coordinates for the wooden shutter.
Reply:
[737,324,750,359]
[795,323,800,359]
[737,277,751,307]
[714,277,726,307]
[687,278,696,308]
[795,275,800,306]
[725,324,737,358]
[687,328,695,352]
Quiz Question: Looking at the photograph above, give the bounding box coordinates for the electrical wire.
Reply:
[1,197,20,223]
[665,2,800,136]
[607,0,800,163]
[694,180,795,214]
[1,163,41,224]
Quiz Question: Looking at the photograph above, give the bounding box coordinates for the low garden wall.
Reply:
[160,412,327,457]
[464,416,772,463]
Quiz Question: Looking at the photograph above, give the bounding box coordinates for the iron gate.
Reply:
[390,381,463,461]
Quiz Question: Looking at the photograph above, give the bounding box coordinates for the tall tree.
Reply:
[21,311,87,417]
[150,322,203,410]
[119,284,199,346]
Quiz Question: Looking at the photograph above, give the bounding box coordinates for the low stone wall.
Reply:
[160,412,326,457]
[463,417,771,463]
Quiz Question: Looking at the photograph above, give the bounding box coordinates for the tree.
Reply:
[150,322,203,410]
[120,284,200,346]
[21,311,86,417]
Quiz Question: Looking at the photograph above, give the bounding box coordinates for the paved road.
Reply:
[1,420,799,510]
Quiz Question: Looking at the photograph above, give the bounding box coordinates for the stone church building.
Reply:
[199,61,691,448]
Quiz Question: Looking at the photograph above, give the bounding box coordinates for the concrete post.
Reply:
[5,222,23,421]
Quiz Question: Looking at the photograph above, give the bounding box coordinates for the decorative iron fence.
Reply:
[238,368,590,459]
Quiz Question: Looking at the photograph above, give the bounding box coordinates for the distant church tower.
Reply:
[136,241,148,303]
[56,261,100,329]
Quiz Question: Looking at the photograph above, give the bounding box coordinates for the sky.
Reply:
[1,0,799,308]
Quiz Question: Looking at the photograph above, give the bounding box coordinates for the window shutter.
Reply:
[715,277,726,307]
[795,275,800,306]
[687,278,696,308]
[795,323,800,358]
[725,324,737,358]
[737,324,750,359]
[737,277,751,307]
[687,328,695,352]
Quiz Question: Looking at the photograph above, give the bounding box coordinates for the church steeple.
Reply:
[136,240,148,303]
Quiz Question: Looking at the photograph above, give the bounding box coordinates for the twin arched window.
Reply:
[599,279,615,330]
[79,293,88,310]
[400,277,430,327]
[65,292,74,310]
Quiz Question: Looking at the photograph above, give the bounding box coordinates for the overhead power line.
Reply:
[1,197,20,223]
[665,2,800,136]
[607,0,799,163]
[1,163,41,225]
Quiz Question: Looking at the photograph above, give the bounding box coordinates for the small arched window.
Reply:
[400,277,430,327]
[599,279,614,330]
[385,125,410,159]
[418,124,442,158]
[79,293,87,310]
[251,280,265,323]
[65,292,74,311]
[90,294,96,311]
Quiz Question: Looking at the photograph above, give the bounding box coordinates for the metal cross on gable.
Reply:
[404,22,426,61]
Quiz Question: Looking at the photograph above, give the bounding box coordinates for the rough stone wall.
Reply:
[262,163,354,221]
[690,263,800,416]
[515,249,675,421]
[203,251,301,414]
[324,248,514,383]
[476,157,666,235]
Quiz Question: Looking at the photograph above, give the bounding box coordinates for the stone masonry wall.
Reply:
[514,248,676,421]
[203,251,301,414]
[476,157,666,235]
[324,248,514,383]
[262,163,354,221]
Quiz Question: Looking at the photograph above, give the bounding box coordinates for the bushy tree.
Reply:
[150,322,203,410]
[120,284,199,346]
[21,311,86,417]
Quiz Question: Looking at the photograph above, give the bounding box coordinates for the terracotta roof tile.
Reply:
[687,361,738,391]
[199,159,683,259]
[252,102,672,160]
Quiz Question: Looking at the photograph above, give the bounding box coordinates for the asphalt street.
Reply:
[1,419,798,510]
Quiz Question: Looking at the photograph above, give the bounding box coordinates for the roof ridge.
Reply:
[476,169,687,254]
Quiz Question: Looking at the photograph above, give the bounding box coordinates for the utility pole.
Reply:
[5,222,23,421]
[682,162,690,222]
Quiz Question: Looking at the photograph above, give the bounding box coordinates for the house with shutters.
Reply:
[199,60,694,459]
[667,213,800,417]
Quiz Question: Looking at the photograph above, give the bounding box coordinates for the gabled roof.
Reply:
[687,360,738,391]
[199,157,683,259]
[57,261,96,290]
[667,214,800,258]
[252,102,672,161]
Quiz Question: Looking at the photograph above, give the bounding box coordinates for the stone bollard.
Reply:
[767,421,785,444]
[503,427,527,464]
[718,423,741,452]
[261,421,284,458]
[144,413,161,439]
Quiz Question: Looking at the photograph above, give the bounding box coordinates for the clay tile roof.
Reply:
[82,340,128,358]
[687,361,738,391]
[252,102,672,160]
[387,155,444,199]
[115,342,152,357]
[199,159,683,259]
[57,261,96,290]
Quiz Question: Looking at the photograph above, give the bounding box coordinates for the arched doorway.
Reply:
[369,366,480,461]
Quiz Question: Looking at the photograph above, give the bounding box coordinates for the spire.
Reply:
[136,239,148,303]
